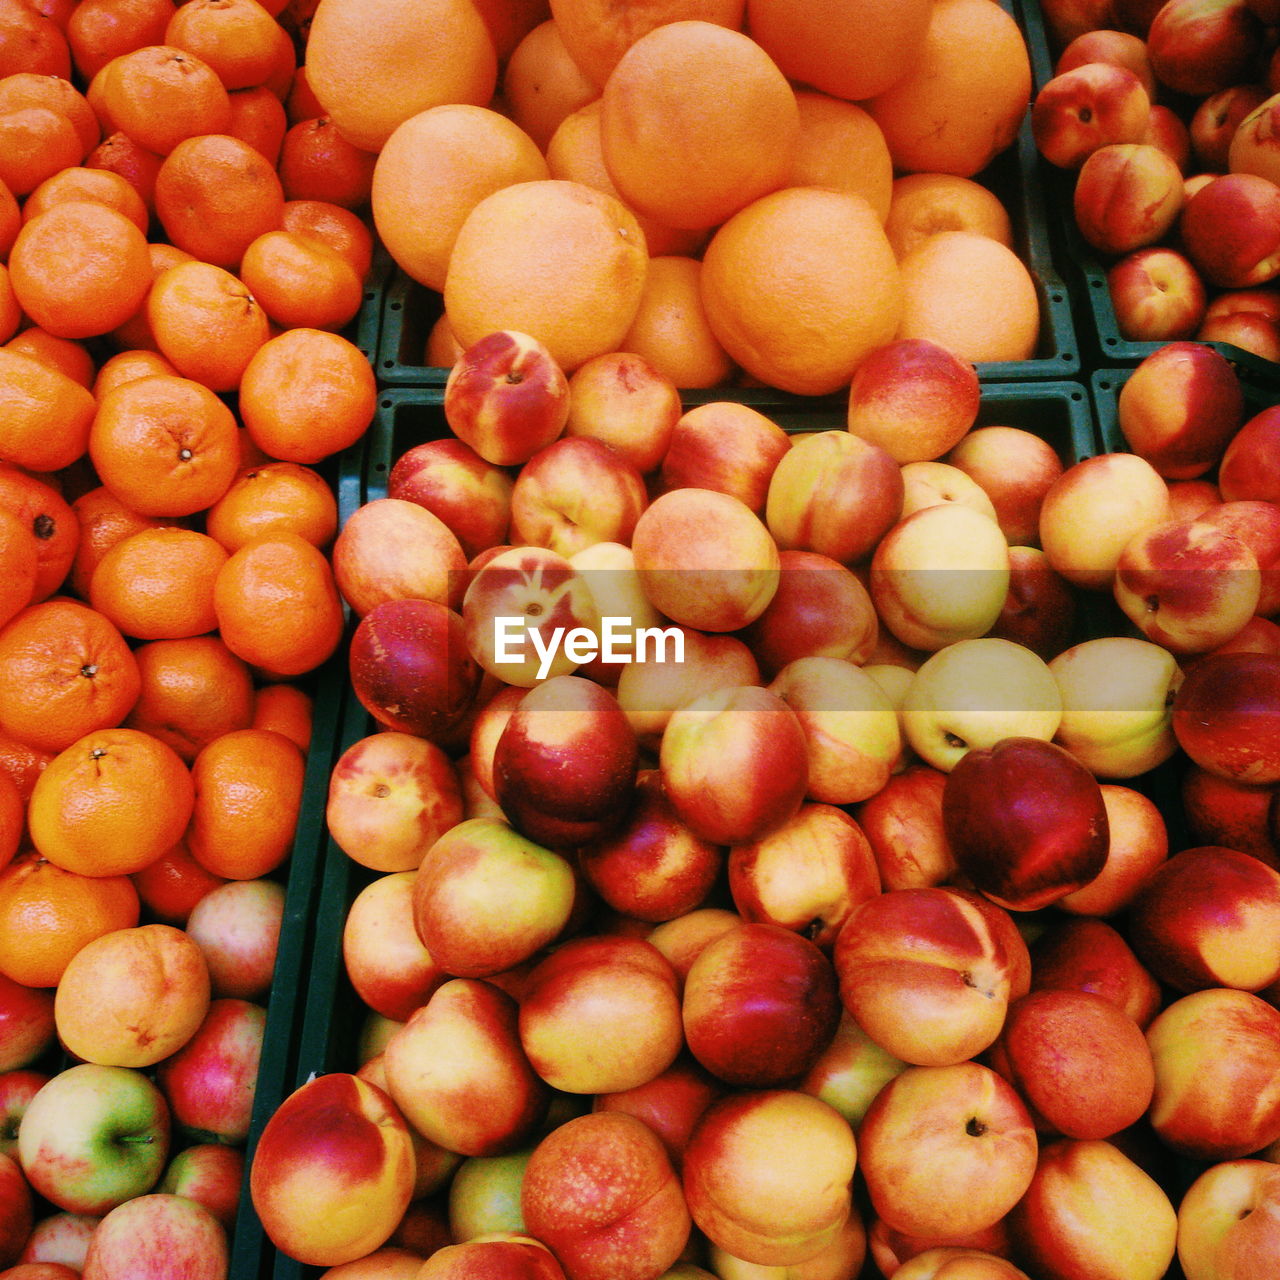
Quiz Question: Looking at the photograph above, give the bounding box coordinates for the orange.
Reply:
[699,185,902,396]
[0,70,99,155]
[746,0,930,101]
[0,850,140,987]
[0,767,21,871]
[21,165,150,232]
[598,21,799,231]
[88,372,241,518]
[304,0,498,153]
[130,837,226,924]
[94,44,233,155]
[0,463,80,601]
[472,0,549,63]
[27,725,195,877]
[0,598,141,753]
[444,178,649,372]
[237,327,376,464]
[0,731,51,804]
[204,459,339,552]
[88,525,229,641]
[284,62,323,123]
[164,0,286,91]
[787,91,894,222]
[4,327,97,387]
[7,200,151,340]
[154,132,286,269]
[0,174,18,257]
[548,0,745,89]
[0,504,37,629]
[186,726,305,879]
[213,531,345,677]
[883,173,1016,261]
[85,130,164,215]
[67,0,175,82]
[424,311,463,367]
[0,261,17,343]
[238,228,364,331]
[865,0,1032,178]
[0,0,71,80]
[251,680,312,753]
[371,103,548,292]
[501,18,597,152]
[67,482,172,599]
[0,105,83,197]
[281,198,374,279]
[125,634,255,760]
[277,116,376,209]
[544,99,707,258]
[92,347,177,396]
[110,240,197,353]
[145,259,271,391]
[620,254,734,390]
[895,230,1040,365]
[226,83,288,165]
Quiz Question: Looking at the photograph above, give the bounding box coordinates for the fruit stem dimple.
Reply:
[965,1117,987,1137]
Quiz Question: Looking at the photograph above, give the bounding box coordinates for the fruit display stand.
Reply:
[1016,0,1280,383]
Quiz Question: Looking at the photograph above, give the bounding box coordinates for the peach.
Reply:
[1181,172,1280,288]
[1056,784,1170,916]
[898,461,1000,524]
[987,545,1078,660]
[562,350,681,475]
[1031,62,1151,169]
[851,762,957,892]
[1181,763,1280,864]
[1197,304,1280,359]
[1229,89,1280,185]
[416,1237,568,1280]
[1200,497,1280,613]
[1144,103,1193,170]
[249,1073,416,1268]
[1073,142,1184,255]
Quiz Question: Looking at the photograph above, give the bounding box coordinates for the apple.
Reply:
[1153,0,1269,94]
[387,435,515,562]
[462,545,602,687]
[442,330,571,468]
[764,430,904,567]
[659,684,809,846]
[1113,517,1261,654]
[945,425,1065,549]
[1055,782,1170,915]
[851,762,957,891]
[1219,404,1280,504]
[656,402,792,516]
[901,637,1063,773]
[739,550,879,677]
[1127,845,1280,991]
[81,1193,228,1280]
[412,816,577,979]
[182,877,285,1002]
[1031,62,1152,169]
[0,1151,31,1268]
[563,350,682,475]
[1006,1138,1178,1280]
[1192,82,1271,168]
[508,436,648,558]
[943,736,1110,912]
[521,1110,691,1280]
[1038,451,1171,590]
[682,1090,856,1267]
[577,769,723,924]
[383,977,551,1158]
[155,1142,244,1230]
[17,1064,170,1216]
[1181,173,1280,288]
[349,598,483,744]
[857,1061,1037,1241]
[0,975,54,1072]
[1117,341,1245,479]
[1146,987,1280,1159]
[767,656,902,806]
[1176,1158,1280,1280]
[987,545,1078,661]
[326,730,464,875]
[681,921,841,1088]
[1073,142,1184,256]
[899,461,1001,525]
[632,487,781,633]
[15,1211,99,1271]
[1056,28,1158,97]
[1172,650,1280,782]
[1049,635,1183,778]
[833,886,1017,1067]
[0,1070,47,1162]
[416,1236,569,1280]
[985,988,1155,1138]
[332,496,469,617]
[869,505,1010,652]
[1107,246,1209,341]
[844,338,980,464]
[726,802,880,949]
[1182,763,1279,865]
